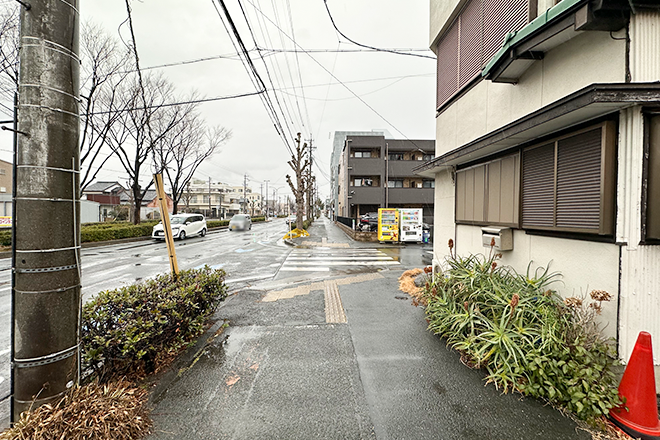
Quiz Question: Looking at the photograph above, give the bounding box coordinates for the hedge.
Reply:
[0,215,272,247]
[82,266,227,382]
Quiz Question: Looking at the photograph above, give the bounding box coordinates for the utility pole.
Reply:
[260,183,263,216]
[243,174,248,214]
[264,180,269,218]
[208,177,212,217]
[306,136,315,221]
[12,0,80,421]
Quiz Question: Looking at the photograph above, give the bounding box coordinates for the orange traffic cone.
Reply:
[610,331,660,440]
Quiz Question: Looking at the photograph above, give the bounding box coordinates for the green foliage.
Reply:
[423,250,621,423]
[206,219,229,228]
[303,218,313,230]
[0,229,10,246]
[80,222,158,243]
[252,216,266,223]
[82,267,227,382]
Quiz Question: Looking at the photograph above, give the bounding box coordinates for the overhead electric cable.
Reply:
[246,0,426,148]
[323,0,436,60]
[212,0,294,156]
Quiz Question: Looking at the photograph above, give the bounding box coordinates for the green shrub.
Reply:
[423,246,620,423]
[0,229,10,246]
[82,267,227,382]
[206,220,229,228]
[80,222,157,243]
[252,216,265,223]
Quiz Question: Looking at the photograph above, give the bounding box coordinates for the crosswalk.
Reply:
[280,248,400,272]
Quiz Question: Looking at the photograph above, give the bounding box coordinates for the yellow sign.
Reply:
[0,216,10,228]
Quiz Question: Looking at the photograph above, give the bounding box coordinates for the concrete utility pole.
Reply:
[306,136,315,221]
[264,180,269,217]
[242,173,248,214]
[12,0,80,421]
[208,177,212,217]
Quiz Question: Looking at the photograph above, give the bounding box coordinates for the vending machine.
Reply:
[378,208,399,242]
[399,208,423,242]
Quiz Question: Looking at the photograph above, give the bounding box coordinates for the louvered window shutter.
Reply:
[556,128,602,230]
[459,0,482,88]
[436,23,459,108]
[482,0,530,65]
[522,143,555,229]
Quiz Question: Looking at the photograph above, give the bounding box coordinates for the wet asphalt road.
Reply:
[0,218,296,426]
[146,217,589,440]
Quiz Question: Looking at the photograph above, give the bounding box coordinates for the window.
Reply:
[387,179,403,188]
[423,180,435,188]
[203,195,210,204]
[0,169,5,175]
[353,178,374,187]
[423,154,434,161]
[644,113,660,241]
[436,0,531,109]
[353,151,371,158]
[388,153,404,161]
[521,122,616,234]
[456,154,520,226]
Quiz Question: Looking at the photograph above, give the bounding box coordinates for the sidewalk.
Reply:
[147,217,589,439]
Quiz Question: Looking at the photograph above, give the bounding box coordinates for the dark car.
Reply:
[359,212,378,231]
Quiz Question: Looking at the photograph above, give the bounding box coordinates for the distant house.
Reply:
[82,181,125,221]
[120,189,173,220]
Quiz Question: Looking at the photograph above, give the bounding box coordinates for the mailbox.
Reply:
[481,226,513,251]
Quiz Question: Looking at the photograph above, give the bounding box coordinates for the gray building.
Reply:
[334,133,435,223]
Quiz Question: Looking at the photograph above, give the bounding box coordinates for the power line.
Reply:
[322,0,436,60]
[212,0,294,156]
[245,0,427,149]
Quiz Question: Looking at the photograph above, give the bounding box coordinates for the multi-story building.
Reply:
[335,134,435,223]
[330,130,390,219]
[418,0,660,381]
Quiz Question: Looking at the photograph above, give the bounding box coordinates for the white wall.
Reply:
[80,200,100,224]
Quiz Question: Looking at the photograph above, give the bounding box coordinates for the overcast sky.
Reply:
[2,1,436,200]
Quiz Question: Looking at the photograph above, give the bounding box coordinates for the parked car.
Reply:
[228,214,252,231]
[152,213,207,240]
[285,215,297,226]
[359,212,378,231]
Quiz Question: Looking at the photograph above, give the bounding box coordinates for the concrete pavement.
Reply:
[147,217,589,440]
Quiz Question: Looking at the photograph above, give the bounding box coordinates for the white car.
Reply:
[152,213,207,240]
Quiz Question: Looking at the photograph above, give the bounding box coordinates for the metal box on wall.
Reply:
[481,226,513,251]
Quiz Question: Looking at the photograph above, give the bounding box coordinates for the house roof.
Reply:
[120,189,163,205]
[415,83,660,177]
[84,181,125,193]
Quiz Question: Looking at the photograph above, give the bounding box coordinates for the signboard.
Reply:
[0,216,11,228]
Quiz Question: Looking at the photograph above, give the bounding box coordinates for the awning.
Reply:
[482,0,630,84]
[415,83,660,177]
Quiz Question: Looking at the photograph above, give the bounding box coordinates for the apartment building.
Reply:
[335,134,435,223]
[418,0,660,379]
[181,180,262,218]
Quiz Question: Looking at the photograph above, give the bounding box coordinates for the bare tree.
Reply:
[79,23,132,190]
[153,103,231,214]
[106,73,185,224]
[286,133,309,230]
[0,4,19,119]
